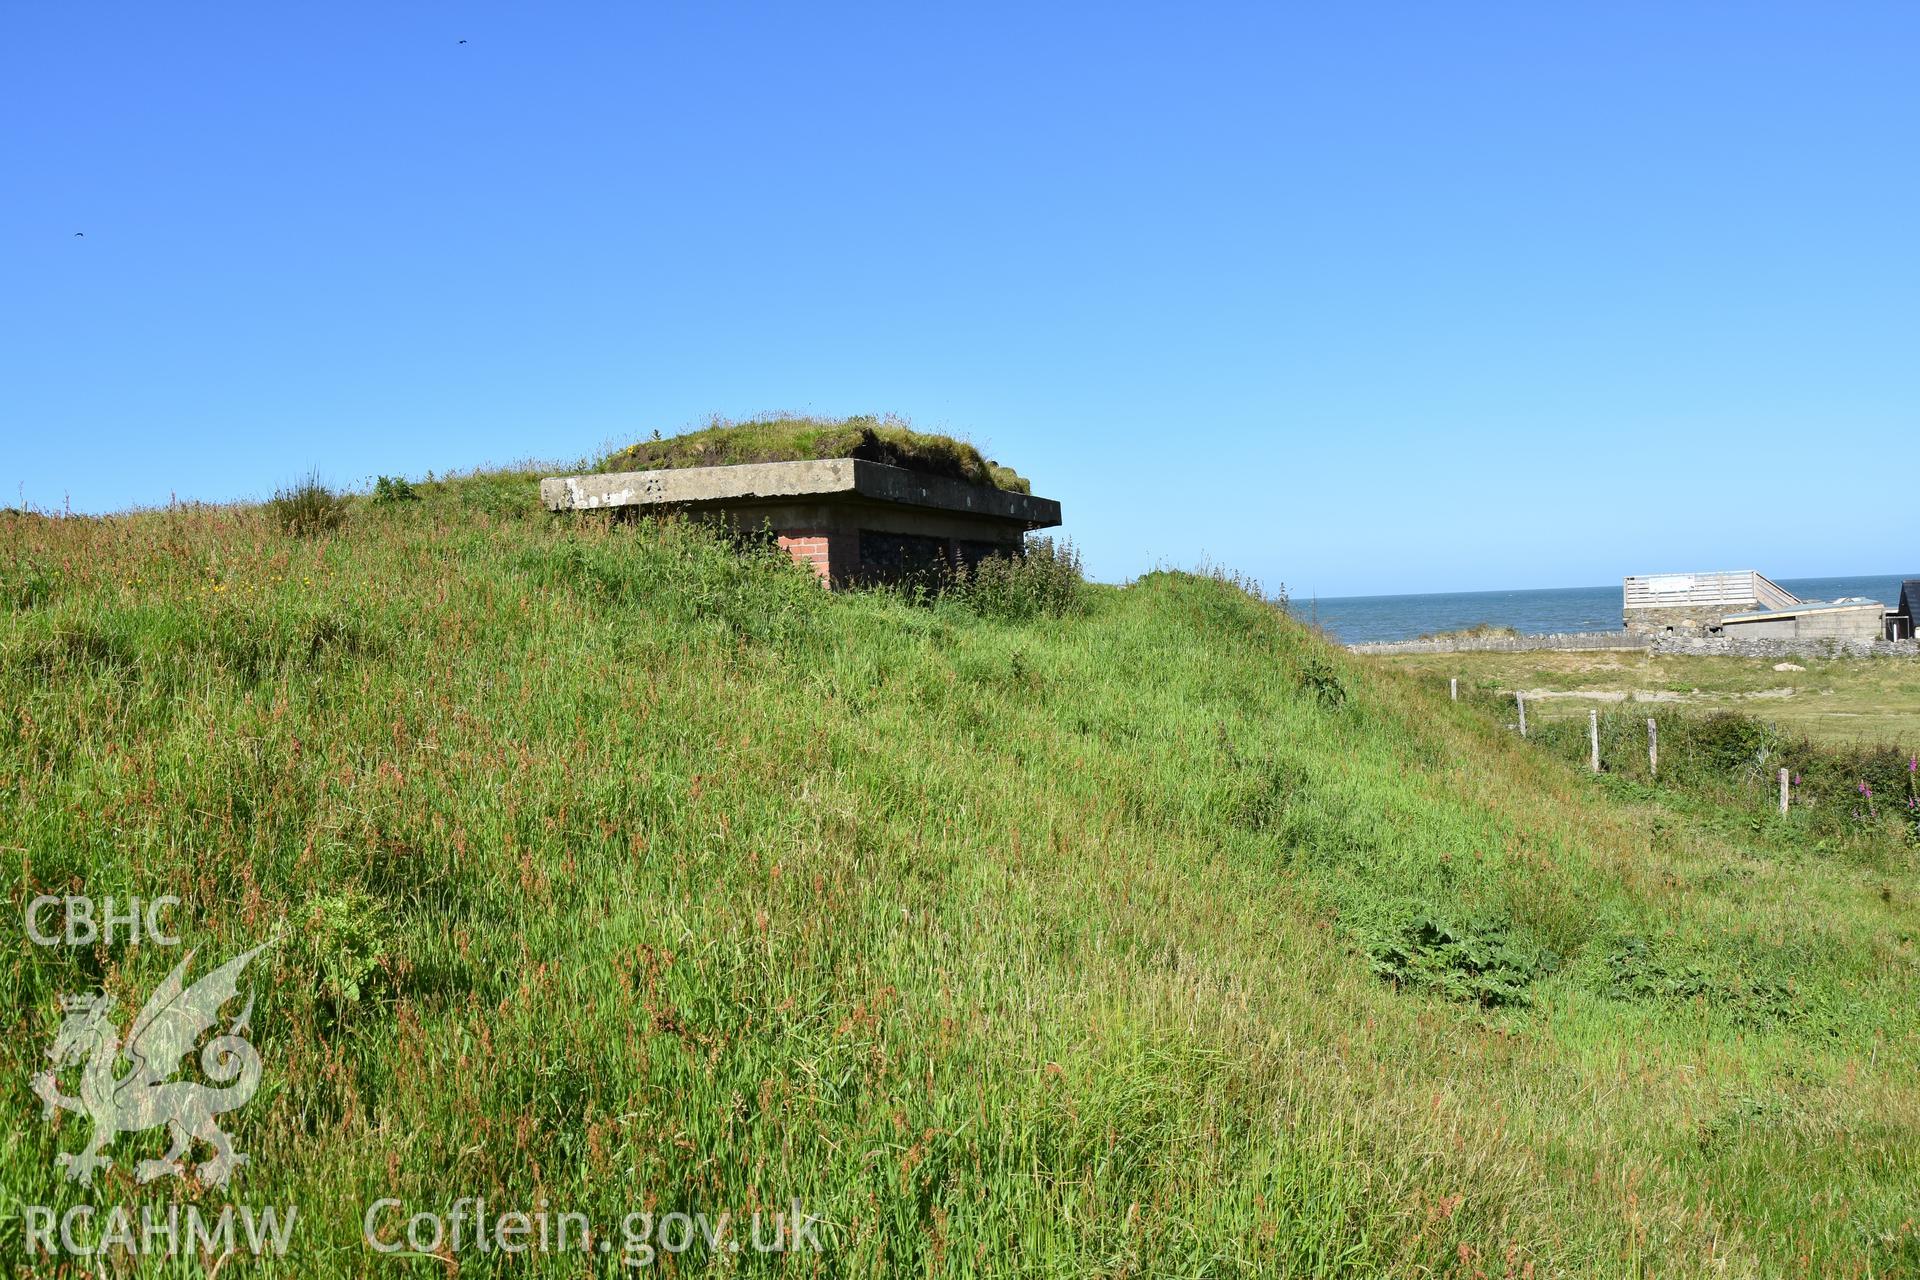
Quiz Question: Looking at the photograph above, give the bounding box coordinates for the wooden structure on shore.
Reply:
[1622,570,1798,636]
[1889,580,1920,641]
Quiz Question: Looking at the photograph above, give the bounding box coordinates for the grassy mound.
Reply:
[602,414,1032,493]
[3,498,1918,1276]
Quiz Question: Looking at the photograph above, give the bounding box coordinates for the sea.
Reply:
[1300,574,1914,645]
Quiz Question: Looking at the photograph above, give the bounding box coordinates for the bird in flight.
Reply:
[458,38,468,44]
[73,232,84,237]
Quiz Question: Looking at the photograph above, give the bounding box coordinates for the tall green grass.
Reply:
[265,470,348,538]
[1,496,1916,1276]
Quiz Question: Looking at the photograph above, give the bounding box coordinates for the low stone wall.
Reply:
[1349,631,1649,656]
[1650,635,1920,659]
[1350,630,1920,659]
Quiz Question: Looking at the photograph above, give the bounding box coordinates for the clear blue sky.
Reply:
[4,3,1914,596]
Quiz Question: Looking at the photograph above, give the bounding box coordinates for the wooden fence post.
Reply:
[1779,768,1790,816]
[1647,718,1658,776]
[1589,709,1600,773]
[1516,692,1527,737]
[1450,677,1458,702]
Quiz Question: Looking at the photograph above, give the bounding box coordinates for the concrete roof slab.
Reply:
[541,459,1062,529]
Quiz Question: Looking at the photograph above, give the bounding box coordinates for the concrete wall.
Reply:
[1718,617,1796,640]
[1794,608,1886,640]
[1623,603,1745,636]
[1721,606,1885,643]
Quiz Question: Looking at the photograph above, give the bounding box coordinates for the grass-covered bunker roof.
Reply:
[601,416,1031,494]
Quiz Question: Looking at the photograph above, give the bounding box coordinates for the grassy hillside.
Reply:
[3,492,1918,1276]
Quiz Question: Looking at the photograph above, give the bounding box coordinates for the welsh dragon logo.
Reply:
[30,941,272,1188]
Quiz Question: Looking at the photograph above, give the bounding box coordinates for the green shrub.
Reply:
[371,474,420,504]
[948,537,1084,621]
[1688,711,1783,779]
[1522,702,1918,856]
[1296,653,1349,708]
[1606,936,1710,1001]
[301,887,390,1015]
[1367,913,1552,1007]
[268,470,348,537]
